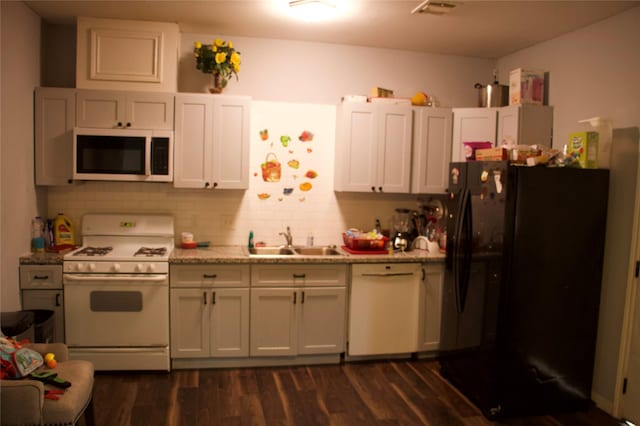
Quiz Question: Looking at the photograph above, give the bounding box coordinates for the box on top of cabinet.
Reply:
[509,68,545,106]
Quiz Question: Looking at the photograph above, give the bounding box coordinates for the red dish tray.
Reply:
[341,246,388,255]
[342,233,388,251]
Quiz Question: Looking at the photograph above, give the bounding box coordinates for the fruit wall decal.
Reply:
[255,126,319,202]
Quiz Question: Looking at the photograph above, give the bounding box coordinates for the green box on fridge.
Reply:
[568,131,599,168]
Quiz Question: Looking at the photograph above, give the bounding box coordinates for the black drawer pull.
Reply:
[212,291,216,305]
[55,293,61,306]
[33,275,49,280]
[292,273,306,279]
[203,274,217,279]
[293,292,297,304]
[301,291,305,304]
[203,292,207,305]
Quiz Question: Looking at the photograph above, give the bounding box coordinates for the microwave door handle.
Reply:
[145,137,152,176]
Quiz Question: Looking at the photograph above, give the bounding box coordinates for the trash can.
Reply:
[0,311,35,342]
[24,309,55,343]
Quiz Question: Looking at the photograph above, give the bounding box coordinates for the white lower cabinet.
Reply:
[417,263,444,352]
[20,265,65,343]
[250,265,347,357]
[170,265,250,358]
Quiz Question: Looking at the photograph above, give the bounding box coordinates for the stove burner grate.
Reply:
[134,247,168,257]
[73,246,113,256]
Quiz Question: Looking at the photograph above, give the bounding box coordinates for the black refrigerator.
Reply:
[439,161,609,419]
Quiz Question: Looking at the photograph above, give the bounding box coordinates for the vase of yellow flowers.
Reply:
[194,39,241,94]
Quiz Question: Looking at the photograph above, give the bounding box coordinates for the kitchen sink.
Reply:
[247,246,342,256]
[293,246,342,256]
[248,246,295,256]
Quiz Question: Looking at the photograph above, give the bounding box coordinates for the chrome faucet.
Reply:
[279,226,293,247]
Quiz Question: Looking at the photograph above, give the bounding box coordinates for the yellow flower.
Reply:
[194,41,202,49]
[230,51,241,66]
[215,52,227,64]
[212,45,217,52]
[214,39,224,47]
[233,63,240,73]
[228,41,233,49]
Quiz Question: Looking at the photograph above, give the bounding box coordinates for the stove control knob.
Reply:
[76,263,85,272]
[147,264,155,272]
[136,264,144,272]
[88,263,96,272]
[112,264,121,273]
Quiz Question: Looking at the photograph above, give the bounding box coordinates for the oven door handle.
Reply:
[64,274,167,283]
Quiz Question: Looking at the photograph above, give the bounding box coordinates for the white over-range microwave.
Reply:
[73,128,173,182]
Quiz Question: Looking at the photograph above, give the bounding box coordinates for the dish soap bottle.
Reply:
[248,230,254,249]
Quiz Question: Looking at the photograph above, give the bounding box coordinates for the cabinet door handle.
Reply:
[204,182,210,188]
[212,291,216,305]
[126,122,131,127]
[55,293,61,307]
[370,186,376,192]
[33,275,49,280]
[203,274,217,279]
[117,122,123,128]
[213,182,218,188]
[421,268,425,281]
[292,273,306,279]
[293,291,297,304]
[203,291,207,305]
[301,291,305,304]
[378,187,383,192]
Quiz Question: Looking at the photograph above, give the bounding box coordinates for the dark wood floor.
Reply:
[92,358,621,426]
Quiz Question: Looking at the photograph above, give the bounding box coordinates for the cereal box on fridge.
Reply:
[568,131,599,169]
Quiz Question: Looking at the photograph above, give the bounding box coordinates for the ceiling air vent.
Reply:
[411,0,457,15]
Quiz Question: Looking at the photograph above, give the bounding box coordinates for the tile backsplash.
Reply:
[47,101,443,247]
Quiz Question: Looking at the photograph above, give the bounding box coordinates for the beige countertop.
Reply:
[20,246,446,265]
[170,246,445,264]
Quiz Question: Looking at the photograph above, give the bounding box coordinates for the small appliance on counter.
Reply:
[391,208,414,251]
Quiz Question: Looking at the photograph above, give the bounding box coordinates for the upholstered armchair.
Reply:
[0,342,95,426]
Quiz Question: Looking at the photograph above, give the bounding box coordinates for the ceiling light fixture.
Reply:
[287,0,339,22]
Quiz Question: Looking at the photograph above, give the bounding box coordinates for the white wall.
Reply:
[178,33,494,107]
[497,5,640,411]
[496,6,640,149]
[0,2,44,311]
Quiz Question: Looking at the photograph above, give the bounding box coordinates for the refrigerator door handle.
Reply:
[459,190,473,312]
[454,188,471,313]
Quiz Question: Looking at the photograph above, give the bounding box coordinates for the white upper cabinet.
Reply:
[411,107,452,194]
[76,90,174,129]
[452,105,554,162]
[334,102,412,193]
[34,87,75,186]
[497,104,554,147]
[174,94,250,189]
[451,107,498,162]
[76,17,178,92]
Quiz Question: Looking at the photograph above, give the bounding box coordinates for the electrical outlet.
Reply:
[221,215,236,231]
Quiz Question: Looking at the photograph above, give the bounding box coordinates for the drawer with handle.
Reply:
[20,265,63,289]
[170,264,250,288]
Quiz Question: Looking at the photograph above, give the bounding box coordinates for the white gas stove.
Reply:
[63,213,174,371]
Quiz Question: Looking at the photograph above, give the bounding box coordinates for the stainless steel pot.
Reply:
[475,82,508,107]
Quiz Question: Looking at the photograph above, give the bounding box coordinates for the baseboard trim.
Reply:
[592,391,614,415]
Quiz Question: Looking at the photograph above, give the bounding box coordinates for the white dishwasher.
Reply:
[348,263,421,356]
